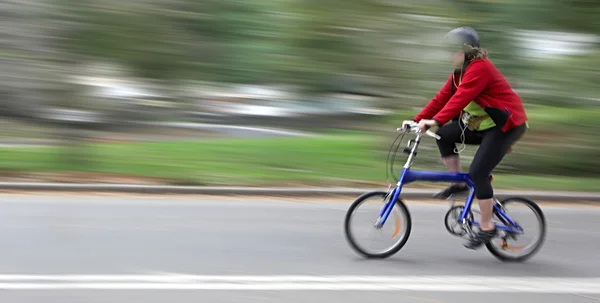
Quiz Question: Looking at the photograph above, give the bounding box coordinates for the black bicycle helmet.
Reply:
[445,26,480,48]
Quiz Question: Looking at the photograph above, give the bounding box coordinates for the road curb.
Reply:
[0,183,598,202]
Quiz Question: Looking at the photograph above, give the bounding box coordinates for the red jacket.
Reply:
[414,58,527,132]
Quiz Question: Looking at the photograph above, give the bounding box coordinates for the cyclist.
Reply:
[403,27,528,250]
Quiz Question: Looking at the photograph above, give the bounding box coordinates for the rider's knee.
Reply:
[469,168,494,199]
[468,167,488,184]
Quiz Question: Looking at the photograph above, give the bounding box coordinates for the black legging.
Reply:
[436,120,527,199]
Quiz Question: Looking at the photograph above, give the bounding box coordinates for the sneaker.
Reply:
[464,227,497,250]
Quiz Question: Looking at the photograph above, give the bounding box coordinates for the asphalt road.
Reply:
[0,194,598,303]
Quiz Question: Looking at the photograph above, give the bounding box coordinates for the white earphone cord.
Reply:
[455,112,467,154]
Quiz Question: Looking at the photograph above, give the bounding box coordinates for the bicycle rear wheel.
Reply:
[344,191,412,259]
[486,196,547,262]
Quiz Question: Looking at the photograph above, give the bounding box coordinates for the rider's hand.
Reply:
[417,119,438,133]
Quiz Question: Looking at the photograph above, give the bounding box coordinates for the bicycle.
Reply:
[343,121,547,262]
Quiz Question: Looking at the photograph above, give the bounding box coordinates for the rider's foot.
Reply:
[464,227,497,250]
[432,184,469,199]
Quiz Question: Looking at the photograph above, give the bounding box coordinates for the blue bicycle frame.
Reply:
[377,127,523,234]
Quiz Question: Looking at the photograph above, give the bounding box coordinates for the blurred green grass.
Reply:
[0,133,382,186]
[0,130,597,192]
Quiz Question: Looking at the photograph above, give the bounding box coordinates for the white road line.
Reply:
[0,275,596,292]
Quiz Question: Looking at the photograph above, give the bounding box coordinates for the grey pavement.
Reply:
[0,195,597,302]
[2,291,599,303]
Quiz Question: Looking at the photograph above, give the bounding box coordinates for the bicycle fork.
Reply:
[375,185,402,229]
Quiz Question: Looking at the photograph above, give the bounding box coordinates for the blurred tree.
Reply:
[48,0,447,98]
[505,0,600,34]
[59,2,185,80]
[2,0,598,178]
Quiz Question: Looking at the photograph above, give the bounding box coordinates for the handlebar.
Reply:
[397,121,441,140]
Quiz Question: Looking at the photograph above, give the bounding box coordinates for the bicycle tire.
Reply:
[485,196,547,262]
[344,191,412,259]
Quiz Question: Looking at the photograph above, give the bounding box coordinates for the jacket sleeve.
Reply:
[413,74,454,122]
[432,61,490,126]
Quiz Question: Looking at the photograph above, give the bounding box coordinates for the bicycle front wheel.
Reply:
[344,191,412,259]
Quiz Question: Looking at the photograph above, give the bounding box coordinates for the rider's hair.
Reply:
[463,44,488,60]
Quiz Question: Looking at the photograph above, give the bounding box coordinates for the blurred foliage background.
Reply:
[0,0,599,190]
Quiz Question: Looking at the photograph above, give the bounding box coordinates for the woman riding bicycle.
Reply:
[403,27,528,250]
